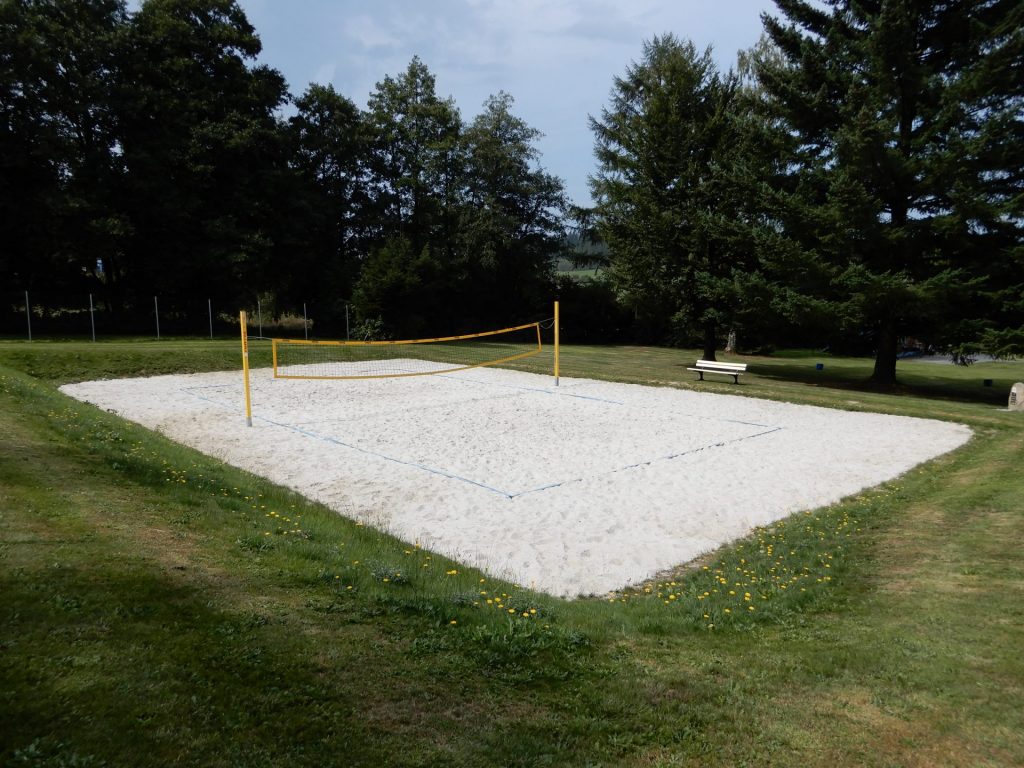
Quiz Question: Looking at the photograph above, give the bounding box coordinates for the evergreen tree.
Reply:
[457,92,564,327]
[756,0,1024,383]
[589,35,762,357]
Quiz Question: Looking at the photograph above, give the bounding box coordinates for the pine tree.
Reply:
[757,0,1024,384]
[589,35,766,357]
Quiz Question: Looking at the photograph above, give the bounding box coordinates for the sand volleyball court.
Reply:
[61,364,971,596]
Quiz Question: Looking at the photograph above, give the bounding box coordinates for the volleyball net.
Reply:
[270,321,544,380]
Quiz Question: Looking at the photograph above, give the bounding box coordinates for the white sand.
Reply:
[60,363,971,597]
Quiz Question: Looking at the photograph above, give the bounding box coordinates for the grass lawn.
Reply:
[1,339,1022,766]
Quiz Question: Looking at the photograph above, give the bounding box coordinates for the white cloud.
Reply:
[313,62,338,86]
[343,13,406,51]
[239,0,776,203]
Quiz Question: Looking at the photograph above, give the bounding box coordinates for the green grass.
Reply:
[1,340,1023,766]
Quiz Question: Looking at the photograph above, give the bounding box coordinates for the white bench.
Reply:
[687,359,747,384]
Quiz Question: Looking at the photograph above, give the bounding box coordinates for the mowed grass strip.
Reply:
[1,342,1023,766]
[0,369,598,767]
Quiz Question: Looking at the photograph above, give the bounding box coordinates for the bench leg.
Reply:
[732,374,738,384]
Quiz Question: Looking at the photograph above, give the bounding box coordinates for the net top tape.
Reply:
[273,321,541,347]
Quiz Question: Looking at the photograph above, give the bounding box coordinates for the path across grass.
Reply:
[1,340,1022,766]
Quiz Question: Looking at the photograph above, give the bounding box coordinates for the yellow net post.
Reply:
[240,310,253,427]
[554,300,560,386]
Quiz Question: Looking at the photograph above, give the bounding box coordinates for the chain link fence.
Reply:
[0,291,342,341]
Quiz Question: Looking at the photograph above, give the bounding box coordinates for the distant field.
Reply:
[557,266,603,280]
[1,339,1022,767]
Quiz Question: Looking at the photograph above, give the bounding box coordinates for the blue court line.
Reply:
[509,426,783,499]
[180,385,517,498]
[396,366,626,405]
[186,379,767,427]
[182,383,235,391]
[179,384,783,501]
[719,417,777,428]
[260,417,516,498]
[416,368,784,425]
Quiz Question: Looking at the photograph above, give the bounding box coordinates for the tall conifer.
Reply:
[756,0,1023,383]
[589,35,765,356]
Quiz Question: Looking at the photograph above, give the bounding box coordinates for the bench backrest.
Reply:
[695,360,747,371]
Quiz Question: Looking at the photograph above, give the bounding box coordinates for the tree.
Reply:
[589,35,762,358]
[116,0,289,313]
[363,57,462,256]
[354,58,463,335]
[457,92,565,326]
[756,0,1024,384]
[0,0,127,301]
[278,83,367,332]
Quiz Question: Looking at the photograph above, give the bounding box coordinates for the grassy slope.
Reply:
[1,340,1022,767]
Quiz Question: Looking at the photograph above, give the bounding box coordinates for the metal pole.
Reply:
[154,296,160,339]
[89,293,96,342]
[25,291,32,341]
[303,302,308,340]
[208,298,213,339]
[240,310,253,427]
[345,303,350,340]
[554,300,560,387]
[257,300,263,339]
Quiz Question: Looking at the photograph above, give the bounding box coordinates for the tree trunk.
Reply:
[702,322,717,361]
[871,321,898,388]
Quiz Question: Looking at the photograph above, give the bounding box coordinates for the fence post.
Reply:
[346,303,350,340]
[303,302,308,340]
[89,294,96,342]
[24,291,32,341]
[208,298,213,339]
[257,299,263,339]
[154,296,160,339]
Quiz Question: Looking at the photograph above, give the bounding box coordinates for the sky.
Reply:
[169,0,781,206]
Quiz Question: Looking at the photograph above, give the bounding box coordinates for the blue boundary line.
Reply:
[180,385,517,498]
[421,369,781,426]
[509,426,783,498]
[397,366,626,405]
[180,382,783,501]
[261,417,516,498]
